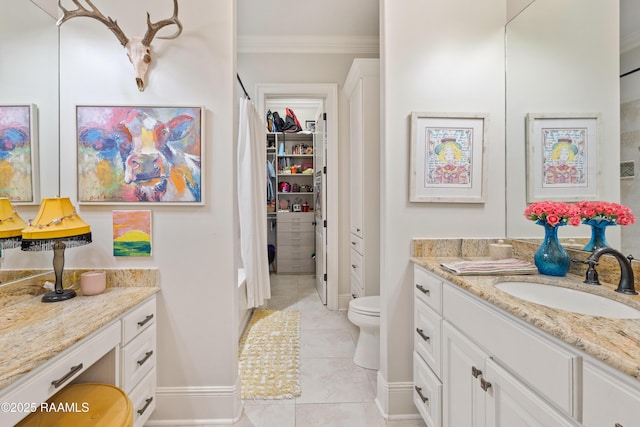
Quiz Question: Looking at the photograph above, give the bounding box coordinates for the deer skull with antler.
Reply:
[57,0,183,91]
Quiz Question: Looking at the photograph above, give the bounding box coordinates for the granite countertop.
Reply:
[0,271,159,391]
[412,256,640,381]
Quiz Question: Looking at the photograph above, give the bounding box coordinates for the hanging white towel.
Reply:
[238,97,271,308]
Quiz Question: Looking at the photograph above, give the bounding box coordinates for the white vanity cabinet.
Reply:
[413,265,444,425]
[582,361,640,427]
[120,296,157,427]
[0,293,157,426]
[1,322,121,426]
[413,264,580,427]
[345,58,380,298]
[442,321,488,427]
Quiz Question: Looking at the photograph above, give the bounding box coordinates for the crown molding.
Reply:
[621,29,640,54]
[237,35,379,54]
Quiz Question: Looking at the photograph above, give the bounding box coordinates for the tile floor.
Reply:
[232,274,426,427]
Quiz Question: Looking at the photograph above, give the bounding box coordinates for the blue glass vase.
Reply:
[534,221,570,276]
[582,219,615,252]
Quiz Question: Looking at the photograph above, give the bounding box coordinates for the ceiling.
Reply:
[33,1,640,54]
[236,0,379,53]
[621,0,640,52]
[237,0,638,54]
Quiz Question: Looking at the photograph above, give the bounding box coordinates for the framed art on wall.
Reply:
[76,105,204,205]
[112,210,152,257]
[0,104,39,203]
[410,112,488,203]
[526,113,599,202]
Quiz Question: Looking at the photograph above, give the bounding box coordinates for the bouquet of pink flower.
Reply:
[575,201,636,226]
[523,201,582,227]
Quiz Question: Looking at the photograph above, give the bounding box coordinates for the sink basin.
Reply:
[495,281,640,319]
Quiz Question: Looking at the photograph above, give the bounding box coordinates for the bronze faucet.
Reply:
[579,247,637,295]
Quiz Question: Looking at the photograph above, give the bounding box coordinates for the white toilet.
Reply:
[347,296,381,370]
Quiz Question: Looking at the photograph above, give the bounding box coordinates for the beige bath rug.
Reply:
[239,309,301,399]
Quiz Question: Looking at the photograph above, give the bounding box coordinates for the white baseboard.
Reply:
[375,371,420,420]
[338,293,352,310]
[145,382,243,426]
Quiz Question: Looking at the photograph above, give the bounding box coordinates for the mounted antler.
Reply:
[57,0,183,92]
[57,0,129,47]
[141,1,183,47]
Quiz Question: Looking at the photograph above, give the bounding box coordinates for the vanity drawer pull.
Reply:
[615,424,623,427]
[137,397,154,415]
[137,314,154,327]
[480,378,492,392]
[51,363,83,388]
[416,328,430,342]
[137,350,154,366]
[471,366,482,378]
[414,385,429,403]
[416,284,430,295]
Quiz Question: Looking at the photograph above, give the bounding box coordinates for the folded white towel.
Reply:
[440,258,538,275]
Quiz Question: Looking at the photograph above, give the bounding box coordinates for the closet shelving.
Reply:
[267,131,316,274]
[270,132,315,214]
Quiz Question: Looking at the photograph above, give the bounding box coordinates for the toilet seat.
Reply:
[349,296,380,317]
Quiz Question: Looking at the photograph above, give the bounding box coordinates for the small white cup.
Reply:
[80,271,106,296]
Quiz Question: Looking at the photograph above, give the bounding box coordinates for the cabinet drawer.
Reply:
[583,362,640,427]
[277,245,314,260]
[2,322,120,426]
[414,351,442,427]
[278,258,315,273]
[414,298,442,378]
[414,265,443,315]
[443,284,579,418]
[351,250,364,297]
[351,248,363,281]
[121,324,156,393]
[130,368,157,427]
[122,297,156,346]
[277,231,314,246]
[277,212,314,223]
[350,234,363,255]
[279,223,314,233]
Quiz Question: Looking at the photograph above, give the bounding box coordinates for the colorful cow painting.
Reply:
[0,105,36,202]
[77,106,202,203]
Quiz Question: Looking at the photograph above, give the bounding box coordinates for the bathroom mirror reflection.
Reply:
[0,0,60,281]
[504,0,629,252]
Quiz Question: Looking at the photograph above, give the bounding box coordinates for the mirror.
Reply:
[0,0,60,279]
[620,0,640,257]
[505,0,621,248]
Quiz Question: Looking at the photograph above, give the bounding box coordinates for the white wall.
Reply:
[238,53,377,302]
[380,0,506,416]
[58,0,240,423]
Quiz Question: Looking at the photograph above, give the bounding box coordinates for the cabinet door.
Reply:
[583,362,640,427]
[349,78,364,238]
[442,321,487,427]
[484,358,578,427]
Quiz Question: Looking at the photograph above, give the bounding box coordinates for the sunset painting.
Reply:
[113,210,152,256]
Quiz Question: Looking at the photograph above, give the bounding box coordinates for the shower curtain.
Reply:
[238,97,271,308]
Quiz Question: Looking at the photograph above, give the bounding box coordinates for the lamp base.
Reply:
[42,288,77,303]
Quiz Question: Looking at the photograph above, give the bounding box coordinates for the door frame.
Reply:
[256,83,339,310]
